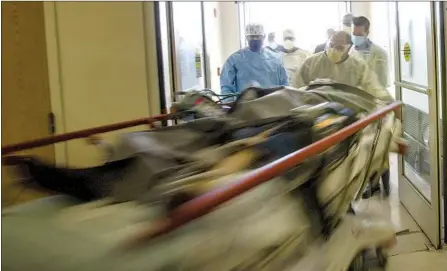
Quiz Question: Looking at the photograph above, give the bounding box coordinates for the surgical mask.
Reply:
[352,35,367,46]
[326,48,346,63]
[343,25,352,34]
[248,39,263,52]
[284,40,294,50]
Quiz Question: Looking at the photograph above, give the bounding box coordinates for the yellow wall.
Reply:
[2,2,55,206]
[44,2,160,166]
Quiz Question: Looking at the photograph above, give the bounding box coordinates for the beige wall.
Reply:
[44,2,160,166]
[350,1,371,19]
[217,2,241,66]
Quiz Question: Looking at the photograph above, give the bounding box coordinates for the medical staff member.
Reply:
[266,32,284,53]
[314,28,336,54]
[342,13,354,33]
[351,16,391,198]
[293,31,393,103]
[281,29,311,86]
[220,23,288,101]
[352,16,389,89]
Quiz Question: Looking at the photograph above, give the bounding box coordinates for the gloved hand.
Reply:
[388,119,409,154]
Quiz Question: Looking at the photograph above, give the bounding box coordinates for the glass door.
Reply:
[395,1,442,248]
[438,1,447,245]
[171,1,206,92]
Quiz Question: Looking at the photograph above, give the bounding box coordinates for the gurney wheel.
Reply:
[376,247,388,268]
[349,250,367,271]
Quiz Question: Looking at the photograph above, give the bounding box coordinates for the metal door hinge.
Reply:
[48,112,56,135]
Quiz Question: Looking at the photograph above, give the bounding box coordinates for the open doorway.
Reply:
[240,2,349,52]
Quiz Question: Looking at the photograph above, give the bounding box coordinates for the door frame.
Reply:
[43,1,68,165]
[154,1,175,117]
[438,1,447,245]
[200,2,210,89]
[394,1,443,248]
[153,1,167,116]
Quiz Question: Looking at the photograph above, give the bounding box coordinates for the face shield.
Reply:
[325,35,352,64]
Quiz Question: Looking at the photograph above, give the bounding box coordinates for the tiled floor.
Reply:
[385,250,447,271]
[355,195,447,271]
[354,154,447,270]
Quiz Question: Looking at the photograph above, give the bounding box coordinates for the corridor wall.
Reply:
[44,2,160,166]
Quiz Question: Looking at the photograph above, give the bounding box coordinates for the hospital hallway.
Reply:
[354,154,447,270]
[2,1,447,270]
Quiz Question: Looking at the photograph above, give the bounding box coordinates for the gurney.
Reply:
[1,83,405,271]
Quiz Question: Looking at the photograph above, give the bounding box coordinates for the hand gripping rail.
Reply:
[124,101,403,247]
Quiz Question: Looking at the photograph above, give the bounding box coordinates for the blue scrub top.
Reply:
[220,48,288,100]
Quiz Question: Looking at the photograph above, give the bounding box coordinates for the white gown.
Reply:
[282,47,311,86]
[293,51,394,102]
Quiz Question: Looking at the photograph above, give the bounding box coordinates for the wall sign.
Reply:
[195,52,202,78]
[403,42,411,62]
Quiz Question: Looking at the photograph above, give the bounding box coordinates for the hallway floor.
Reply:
[354,155,447,270]
[384,250,447,271]
[356,194,447,270]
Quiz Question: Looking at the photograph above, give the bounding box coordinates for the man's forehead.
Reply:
[353,24,366,29]
[331,35,349,45]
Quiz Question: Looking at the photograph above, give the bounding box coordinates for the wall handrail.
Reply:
[124,101,403,247]
[1,113,176,155]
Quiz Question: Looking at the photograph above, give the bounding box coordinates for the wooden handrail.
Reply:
[125,101,403,247]
[1,113,175,155]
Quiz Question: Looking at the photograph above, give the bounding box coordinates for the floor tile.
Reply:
[388,233,428,256]
[354,196,422,233]
[386,250,447,271]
